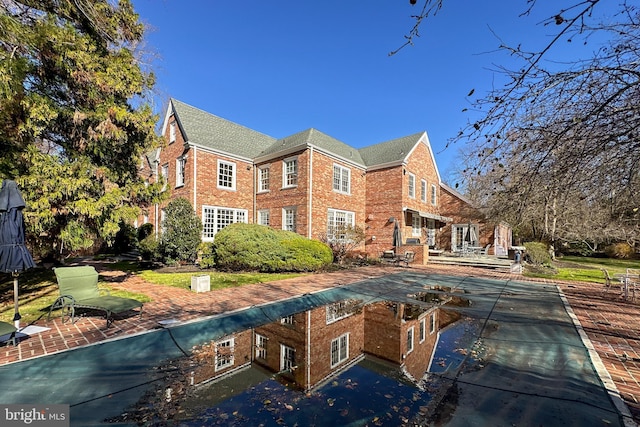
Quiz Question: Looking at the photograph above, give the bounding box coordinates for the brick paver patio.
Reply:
[1,261,638,424]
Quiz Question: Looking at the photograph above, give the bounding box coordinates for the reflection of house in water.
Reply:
[191,294,460,391]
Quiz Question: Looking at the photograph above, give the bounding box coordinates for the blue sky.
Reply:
[132,1,613,184]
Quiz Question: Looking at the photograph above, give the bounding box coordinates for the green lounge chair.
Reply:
[49,266,143,328]
[0,321,16,346]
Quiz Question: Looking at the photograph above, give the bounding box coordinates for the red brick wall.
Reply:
[364,166,404,257]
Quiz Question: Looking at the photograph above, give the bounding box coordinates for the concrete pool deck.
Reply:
[1,261,639,425]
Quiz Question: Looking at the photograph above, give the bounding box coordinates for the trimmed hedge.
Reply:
[214,223,333,272]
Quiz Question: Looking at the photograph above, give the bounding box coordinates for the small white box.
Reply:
[191,275,211,293]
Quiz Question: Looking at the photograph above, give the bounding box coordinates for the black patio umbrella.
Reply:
[0,180,36,329]
[392,219,403,250]
[464,223,472,243]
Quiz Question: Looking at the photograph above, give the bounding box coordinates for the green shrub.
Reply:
[111,221,136,254]
[198,242,216,269]
[604,242,635,259]
[159,198,203,264]
[523,241,552,265]
[214,223,333,272]
[139,234,160,261]
[137,223,154,242]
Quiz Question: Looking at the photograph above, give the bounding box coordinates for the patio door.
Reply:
[452,224,478,250]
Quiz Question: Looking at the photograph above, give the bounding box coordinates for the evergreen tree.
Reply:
[160,198,202,265]
[0,0,164,258]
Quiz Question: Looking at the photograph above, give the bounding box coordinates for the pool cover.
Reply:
[0,271,632,426]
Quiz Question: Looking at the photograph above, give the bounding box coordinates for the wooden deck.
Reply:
[427,253,513,270]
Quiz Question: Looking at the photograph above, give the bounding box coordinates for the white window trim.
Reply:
[330,333,349,368]
[408,173,416,199]
[327,208,355,242]
[257,165,270,193]
[430,312,436,334]
[326,301,354,324]
[280,344,295,372]
[407,326,415,355]
[282,157,298,189]
[217,159,236,191]
[412,214,421,237]
[282,206,297,232]
[255,334,267,360]
[258,209,270,226]
[201,206,248,242]
[332,163,351,195]
[176,157,185,188]
[420,179,427,202]
[169,121,176,143]
[215,337,235,372]
[419,318,426,343]
[161,163,169,191]
[430,184,437,205]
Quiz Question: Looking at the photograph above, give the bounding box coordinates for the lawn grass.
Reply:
[0,262,305,325]
[524,255,640,284]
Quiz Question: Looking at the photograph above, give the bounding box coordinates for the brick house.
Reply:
[139,98,508,261]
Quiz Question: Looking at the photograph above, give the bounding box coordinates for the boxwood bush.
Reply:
[214,223,333,272]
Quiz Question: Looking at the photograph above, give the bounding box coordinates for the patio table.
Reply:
[614,272,639,301]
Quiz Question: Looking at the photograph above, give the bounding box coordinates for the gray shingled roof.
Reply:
[358,132,424,167]
[171,99,276,159]
[258,128,366,166]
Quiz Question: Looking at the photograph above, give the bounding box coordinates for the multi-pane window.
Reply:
[160,209,166,234]
[419,318,426,343]
[430,184,437,205]
[161,164,169,191]
[283,207,296,232]
[283,158,298,188]
[218,160,236,190]
[407,327,414,354]
[202,206,248,241]
[176,157,186,187]
[255,334,267,360]
[326,301,354,324]
[169,121,176,143]
[280,344,295,372]
[412,214,421,237]
[327,209,355,241]
[258,209,270,226]
[421,179,427,202]
[332,164,350,194]
[258,166,270,192]
[427,219,436,247]
[281,315,294,325]
[430,312,436,334]
[408,173,416,198]
[331,333,349,367]
[215,338,234,372]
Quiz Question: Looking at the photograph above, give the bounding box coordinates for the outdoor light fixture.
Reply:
[388,217,395,223]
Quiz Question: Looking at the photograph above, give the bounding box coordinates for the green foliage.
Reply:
[604,243,635,259]
[523,241,552,266]
[214,223,333,272]
[0,0,165,259]
[137,223,154,242]
[198,242,216,269]
[111,221,136,254]
[159,198,203,264]
[139,234,160,262]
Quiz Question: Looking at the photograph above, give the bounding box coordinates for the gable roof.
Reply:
[256,128,366,167]
[358,132,424,167]
[167,99,277,160]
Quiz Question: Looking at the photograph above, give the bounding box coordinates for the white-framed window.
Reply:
[255,334,267,360]
[427,219,436,247]
[176,157,186,187]
[326,301,354,324]
[430,184,437,205]
[281,315,294,325]
[421,179,427,202]
[407,327,414,355]
[218,160,236,190]
[332,164,350,194]
[327,209,355,241]
[331,333,349,368]
[282,207,296,232]
[258,209,270,226]
[280,344,295,372]
[169,121,176,143]
[430,312,436,334]
[160,209,166,234]
[161,163,169,191]
[283,157,298,188]
[408,173,416,198]
[412,214,421,237]
[215,337,235,372]
[202,206,248,241]
[143,213,149,224]
[419,318,426,343]
[257,165,270,192]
